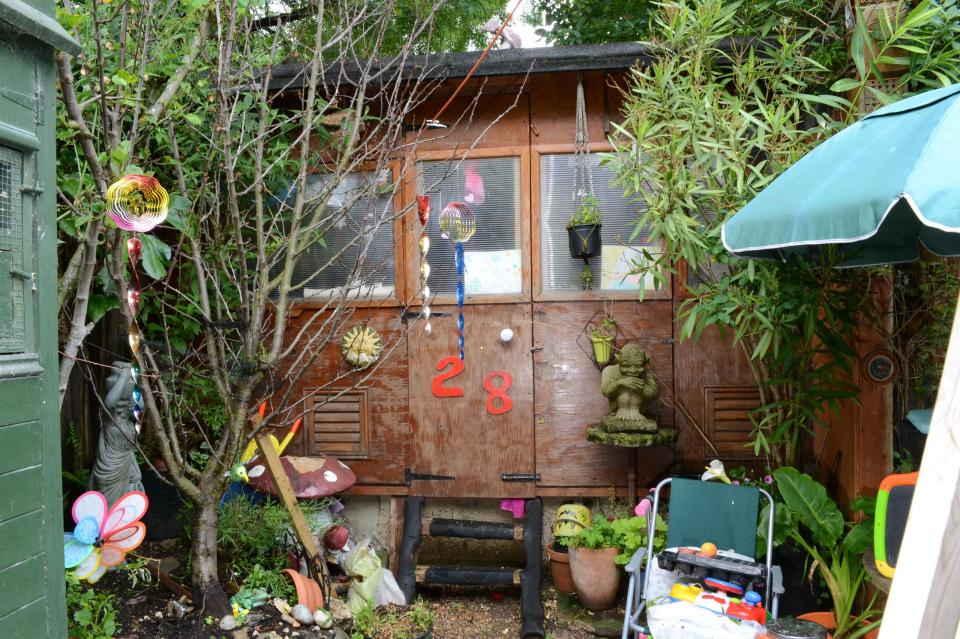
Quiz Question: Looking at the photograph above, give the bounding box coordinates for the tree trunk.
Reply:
[191,498,230,615]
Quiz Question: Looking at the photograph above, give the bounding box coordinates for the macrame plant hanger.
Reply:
[574,76,597,288]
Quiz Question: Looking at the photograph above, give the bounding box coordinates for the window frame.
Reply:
[291,160,406,309]
[405,147,532,306]
[532,143,672,302]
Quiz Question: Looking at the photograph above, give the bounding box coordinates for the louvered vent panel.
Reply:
[306,389,369,459]
[704,386,761,458]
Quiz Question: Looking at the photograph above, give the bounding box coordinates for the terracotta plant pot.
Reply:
[547,544,575,594]
[568,546,621,610]
[796,612,880,639]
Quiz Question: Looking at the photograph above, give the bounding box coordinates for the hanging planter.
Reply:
[589,333,614,365]
[567,223,602,260]
[567,78,602,283]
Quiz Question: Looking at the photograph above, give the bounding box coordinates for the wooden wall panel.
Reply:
[408,303,535,498]
[410,92,529,153]
[283,307,410,486]
[533,300,674,487]
[529,71,627,146]
[671,302,757,471]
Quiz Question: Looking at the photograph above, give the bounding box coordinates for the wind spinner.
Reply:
[106,175,169,434]
[416,195,432,335]
[63,491,149,583]
[438,202,476,360]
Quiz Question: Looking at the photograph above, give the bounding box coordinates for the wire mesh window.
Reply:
[539,153,659,293]
[416,157,522,296]
[0,145,25,354]
[292,170,396,299]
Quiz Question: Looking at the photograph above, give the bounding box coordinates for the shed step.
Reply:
[415,564,522,586]
[422,517,523,541]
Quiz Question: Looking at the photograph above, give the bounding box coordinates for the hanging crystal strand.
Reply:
[126,235,145,434]
[455,242,465,360]
[416,195,432,335]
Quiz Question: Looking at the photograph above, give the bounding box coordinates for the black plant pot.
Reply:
[567,224,602,260]
[140,465,188,541]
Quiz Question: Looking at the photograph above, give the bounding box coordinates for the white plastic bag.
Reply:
[374,568,406,606]
[646,598,763,639]
[342,539,383,614]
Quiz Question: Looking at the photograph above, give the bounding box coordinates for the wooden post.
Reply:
[255,433,328,599]
[878,294,960,638]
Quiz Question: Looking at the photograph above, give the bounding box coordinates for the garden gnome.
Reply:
[587,343,674,447]
[600,343,659,433]
[90,362,144,506]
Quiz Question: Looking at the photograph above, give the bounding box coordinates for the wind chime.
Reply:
[416,195,432,336]
[105,174,169,434]
[439,201,476,360]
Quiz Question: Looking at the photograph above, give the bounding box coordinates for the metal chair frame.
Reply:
[621,477,781,639]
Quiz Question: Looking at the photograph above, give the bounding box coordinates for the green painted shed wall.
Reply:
[0,2,77,636]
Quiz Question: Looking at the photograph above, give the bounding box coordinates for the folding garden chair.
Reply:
[621,477,783,639]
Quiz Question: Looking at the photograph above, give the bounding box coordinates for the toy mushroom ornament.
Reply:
[341,325,383,369]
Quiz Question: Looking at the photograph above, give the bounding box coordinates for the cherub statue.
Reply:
[90,362,144,506]
[599,343,659,433]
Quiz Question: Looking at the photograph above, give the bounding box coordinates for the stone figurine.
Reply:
[587,343,675,447]
[90,362,144,506]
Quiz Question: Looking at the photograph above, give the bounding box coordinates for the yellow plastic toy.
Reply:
[239,403,303,462]
[669,582,704,604]
[553,504,591,538]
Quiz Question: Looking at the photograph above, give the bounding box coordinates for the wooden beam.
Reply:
[255,433,327,604]
[879,294,960,638]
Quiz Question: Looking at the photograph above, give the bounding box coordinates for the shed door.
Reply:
[408,303,534,497]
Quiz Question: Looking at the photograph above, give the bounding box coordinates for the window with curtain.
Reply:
[291,170,396,299]
[416,157,522,296]
[539,153,659,293]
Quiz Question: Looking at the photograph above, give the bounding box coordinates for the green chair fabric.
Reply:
[664,478,760,558]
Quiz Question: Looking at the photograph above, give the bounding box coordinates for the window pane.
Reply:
[416,157,522,296]
[0,145,24,354]
[294,171,396,299]
[539,153,658,293]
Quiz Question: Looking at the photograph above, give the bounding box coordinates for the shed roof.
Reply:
[267,42,657,91]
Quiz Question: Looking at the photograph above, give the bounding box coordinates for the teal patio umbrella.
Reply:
[722,83,960,266]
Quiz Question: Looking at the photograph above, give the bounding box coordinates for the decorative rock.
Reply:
[219,614,238,631]
[159,556,181,574]
[313,608,334,629]
[332,628,350,639]
[328,598,352,625]
[232,629,250,639]
[292,604,314,625]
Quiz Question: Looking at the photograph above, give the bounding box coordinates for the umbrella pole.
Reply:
[256,432,331,605]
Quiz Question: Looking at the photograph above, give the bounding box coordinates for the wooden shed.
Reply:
[268,43,891,505]
[0,0,78,635]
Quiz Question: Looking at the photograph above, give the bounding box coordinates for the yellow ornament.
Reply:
[553,503,591,539]
[341,326,384,369]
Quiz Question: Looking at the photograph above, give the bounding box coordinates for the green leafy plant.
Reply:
[65,573,118,639]
[350,598,433,639]
[567,195,602,229]
[569,515,666,565]
[772,467,880,639]
[606,0,960,467]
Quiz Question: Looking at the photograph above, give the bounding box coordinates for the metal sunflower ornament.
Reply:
[341,325,384,369]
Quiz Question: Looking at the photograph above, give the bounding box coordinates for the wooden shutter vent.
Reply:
[703,386,762,459]
[304,389,370,459]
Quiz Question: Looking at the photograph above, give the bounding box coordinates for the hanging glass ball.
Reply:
[438,202,476,243]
